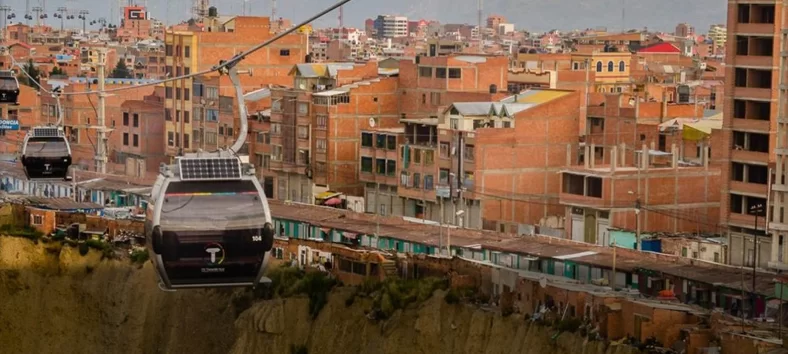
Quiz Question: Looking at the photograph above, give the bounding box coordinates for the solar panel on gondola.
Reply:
[31,127,62,138]
[179,157,242,181]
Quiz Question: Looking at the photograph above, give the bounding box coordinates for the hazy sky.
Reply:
[1,0,725,33]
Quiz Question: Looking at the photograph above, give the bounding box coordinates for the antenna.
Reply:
[477,0,483,52]
[339,6,343,28]
[271,0,277,22]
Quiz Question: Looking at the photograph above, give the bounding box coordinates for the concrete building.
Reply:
[163,15,307,160]
[721,1,783,269]
[708,24,727,48]
[675,23,695,38]
[115,89,167,178]
[266,61,400,203]
[486,15,506,30]
[362,88,581,232]
[373,15,408,38]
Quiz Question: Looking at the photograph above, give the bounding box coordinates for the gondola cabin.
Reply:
[0,70,20,104]
[145,152,275,290]
[21,126,72,180]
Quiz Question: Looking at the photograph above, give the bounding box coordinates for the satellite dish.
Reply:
[368,117,376,127]
[298,83,306,90]
[539,276,547,288]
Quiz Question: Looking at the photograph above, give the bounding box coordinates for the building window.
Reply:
[316,114,328,129]
[400,171,410,186]
[297,125,309,139]
[32,214,43,225]
[386,160,396,176]
[165,108,172,121]
[280,49,290,56]
[167,131,174,146]
[618,61,625,72]
[361,157,373,173]
[413,173,421,188]
[205,132,217,145]
[361,132,373,147]
[424,175,434,190]
[206,109,218,122]
[123,132,129,146]
[439,142,449,158]
[573,62,579,70]
[133,134,139,147]
[122,112,129,126]
[316,138,327,151]
[436,68,447,78]
[448,68,461,78]
[272,145,282,160]
[193,108,202,121]
[184,45,191,58]
[376,134,386,148]
[165,44,172,56]
[386,135,396,150]
[165,87,172,98]
[184,134,190,149]
[298,102,308,115]
[133,113,139,127]
[184,88,190,101]
[607,61,614,72]
[184,110,190,123]
[271,123,281,135]
[419,67,432,77]
[596,61,602,72]
[206,87,219,99]
[175,110,181,122]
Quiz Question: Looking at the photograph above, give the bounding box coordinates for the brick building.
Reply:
[362,88,581,231]
[164,15,308,160]
[114,88,167,178]
[721,0,784,269]
[266,61,399,202]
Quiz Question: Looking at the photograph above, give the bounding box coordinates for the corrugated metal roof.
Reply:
[244,87,271,102]
[451,102,493,116]
[25,197,103,210]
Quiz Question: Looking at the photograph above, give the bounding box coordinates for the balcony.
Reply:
[737,23,776,35]
[731,118,770,132]
[559,172,607,208]
[733,55,773,67]
[731,149,769,164]
[734,86,772,100]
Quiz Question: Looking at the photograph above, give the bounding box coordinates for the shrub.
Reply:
[78,242,89,256]
[444,289,460,304]
[290,344,308,354]
[260,265,338,319]
[130,249,149,264]
[365,277,450,320]
[555,318,582,333]
[0,224,44,240]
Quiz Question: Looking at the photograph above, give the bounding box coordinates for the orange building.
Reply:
[163,14,308,159]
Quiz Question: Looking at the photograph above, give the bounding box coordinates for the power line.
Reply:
[8,0,352,97]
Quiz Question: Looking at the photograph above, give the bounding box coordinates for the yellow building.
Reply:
[570,52,632,93]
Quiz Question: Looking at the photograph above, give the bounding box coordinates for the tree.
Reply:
[49,66,65,77]
[110,59,132,79]
[18,59,40,90]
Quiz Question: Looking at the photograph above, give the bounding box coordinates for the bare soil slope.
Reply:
[0,237,640,354]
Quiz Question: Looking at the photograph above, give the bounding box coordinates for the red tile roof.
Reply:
[638,42,681,54]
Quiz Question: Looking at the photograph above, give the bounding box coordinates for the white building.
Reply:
[374,15,408,38]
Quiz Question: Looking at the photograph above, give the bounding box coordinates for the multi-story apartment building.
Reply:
[115,88,166,178]
[373,15,408,39]
[164,15,307,160]
[116,6,154,44]
[0,85,41,155]
[190,75,237,153]
[708,24,728,48]
[38,78,156,171]
[563,93,721,247]
[675,23,695,38]
[398,54,510,121]
[265,61,399,202]
[362,88,581,231]
[721,1,783,269]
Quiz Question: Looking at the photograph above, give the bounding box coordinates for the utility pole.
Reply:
[95,48,107,174]
[751,202,764,318]
[477,0,483,53]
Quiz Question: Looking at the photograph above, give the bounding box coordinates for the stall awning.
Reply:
[315,191,341,200]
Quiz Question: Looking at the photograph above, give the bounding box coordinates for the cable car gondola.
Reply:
[145,64,274,291]
[21,126,73,180]
[0,70,20,104]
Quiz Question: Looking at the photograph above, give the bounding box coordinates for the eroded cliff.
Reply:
[0,237,640,354]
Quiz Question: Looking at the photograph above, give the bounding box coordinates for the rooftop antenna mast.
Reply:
[339,6,343,28]
[271,0,277,22]
[477,0,483,52]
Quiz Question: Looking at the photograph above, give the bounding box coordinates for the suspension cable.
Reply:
[9,0,351,97]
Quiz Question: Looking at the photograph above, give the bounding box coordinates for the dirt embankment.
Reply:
[0,237,640,354]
